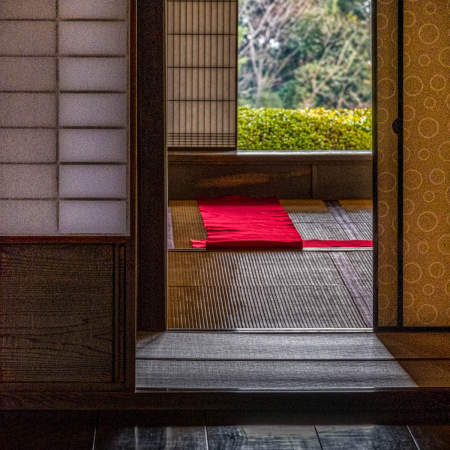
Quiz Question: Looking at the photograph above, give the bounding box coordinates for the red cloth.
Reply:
[191,195,303,249]
[303,240,373,248]
[191,195,373,249]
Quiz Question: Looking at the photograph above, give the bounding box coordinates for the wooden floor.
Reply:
[1,412,449,449]
[168,199,373,329]
[136,332,450,390]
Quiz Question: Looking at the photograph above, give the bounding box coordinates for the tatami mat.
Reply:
[167,199,373,329]
[170,200,207,249]
[169,251,346,288]
[169,199,373,249]
[168,251,368,329]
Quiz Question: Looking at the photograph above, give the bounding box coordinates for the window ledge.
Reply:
[168,150,372,165]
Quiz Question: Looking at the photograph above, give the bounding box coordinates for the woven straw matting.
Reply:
[169,199,372,249]
[167,200,373,329]
[170,200,207,248]
[168,251,367,329]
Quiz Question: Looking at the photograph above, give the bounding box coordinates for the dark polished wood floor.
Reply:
[1,412,449,449]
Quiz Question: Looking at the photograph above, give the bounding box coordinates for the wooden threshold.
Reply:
[2,390,449,424]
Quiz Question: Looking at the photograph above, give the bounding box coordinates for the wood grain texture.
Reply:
[207,425,321,450]
[6,413,448,450]
[95,424,207,450]
[377,332,450,359]
[408,425,450,450]
[168,152,372,200]
[169,162,312,199]
[399,360,450,387]
[315,425,416,450]
[0,411,96,450]
[1,391,449,422]
[0,244,120,385]
[138,0,167,331]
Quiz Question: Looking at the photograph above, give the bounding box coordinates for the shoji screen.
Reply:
[0,0,129,235]
[166,0,237,148]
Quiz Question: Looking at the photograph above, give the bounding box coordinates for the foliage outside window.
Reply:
[238,0,372,150]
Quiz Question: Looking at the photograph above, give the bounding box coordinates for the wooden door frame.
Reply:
[137,0,168,331]
[136,0,380,332]
[136,0,449,332]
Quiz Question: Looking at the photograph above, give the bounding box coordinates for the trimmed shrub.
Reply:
[237,106,372,150]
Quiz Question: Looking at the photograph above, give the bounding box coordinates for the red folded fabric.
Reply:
[191,195,303,249]
[303,240,373,248]
[191,195,373,249]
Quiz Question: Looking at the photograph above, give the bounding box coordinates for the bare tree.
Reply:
[238,0,371,109]
[238,0,311,106]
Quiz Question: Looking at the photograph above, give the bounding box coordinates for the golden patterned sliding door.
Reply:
[402,0,449,326]
[376,0,399,326]
[376,0,449,328]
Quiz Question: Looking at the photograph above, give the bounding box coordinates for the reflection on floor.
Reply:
[168,199,373,329]
[3,411,449,449]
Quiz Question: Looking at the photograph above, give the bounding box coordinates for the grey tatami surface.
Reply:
[136,331,450,391]
[137,332,391,360]
[136,359,416,389]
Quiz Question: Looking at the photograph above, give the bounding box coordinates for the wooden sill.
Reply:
[168,150,373,199]
[168,150,372,165]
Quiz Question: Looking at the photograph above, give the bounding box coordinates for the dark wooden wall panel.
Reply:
[0,244,122,384]
[168,152,372,200]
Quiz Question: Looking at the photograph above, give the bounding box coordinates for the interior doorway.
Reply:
[165,0,374,330]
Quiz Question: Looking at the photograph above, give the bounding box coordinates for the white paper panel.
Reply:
[59,58,127,91]
[60,129,127,162]
[0,165,57,198]
[0,57,56,91]
[0,2,129,235]
[0,22,56,55]
[59,201,127,234]
[59,22,127,55]
[59,0,127,19]
[59,94,127,127]
[0,200,57,234]
[0,94,56,127]
[0,129,56,163]
[0,0,56,19]
[59,165,127,198]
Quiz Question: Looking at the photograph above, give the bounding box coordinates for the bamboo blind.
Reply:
[166,0,238,148]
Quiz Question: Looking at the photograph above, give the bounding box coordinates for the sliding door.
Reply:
[375,0,449,329]
[0,0,136,390]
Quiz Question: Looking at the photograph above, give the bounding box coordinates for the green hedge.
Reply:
[237,106,372,150]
